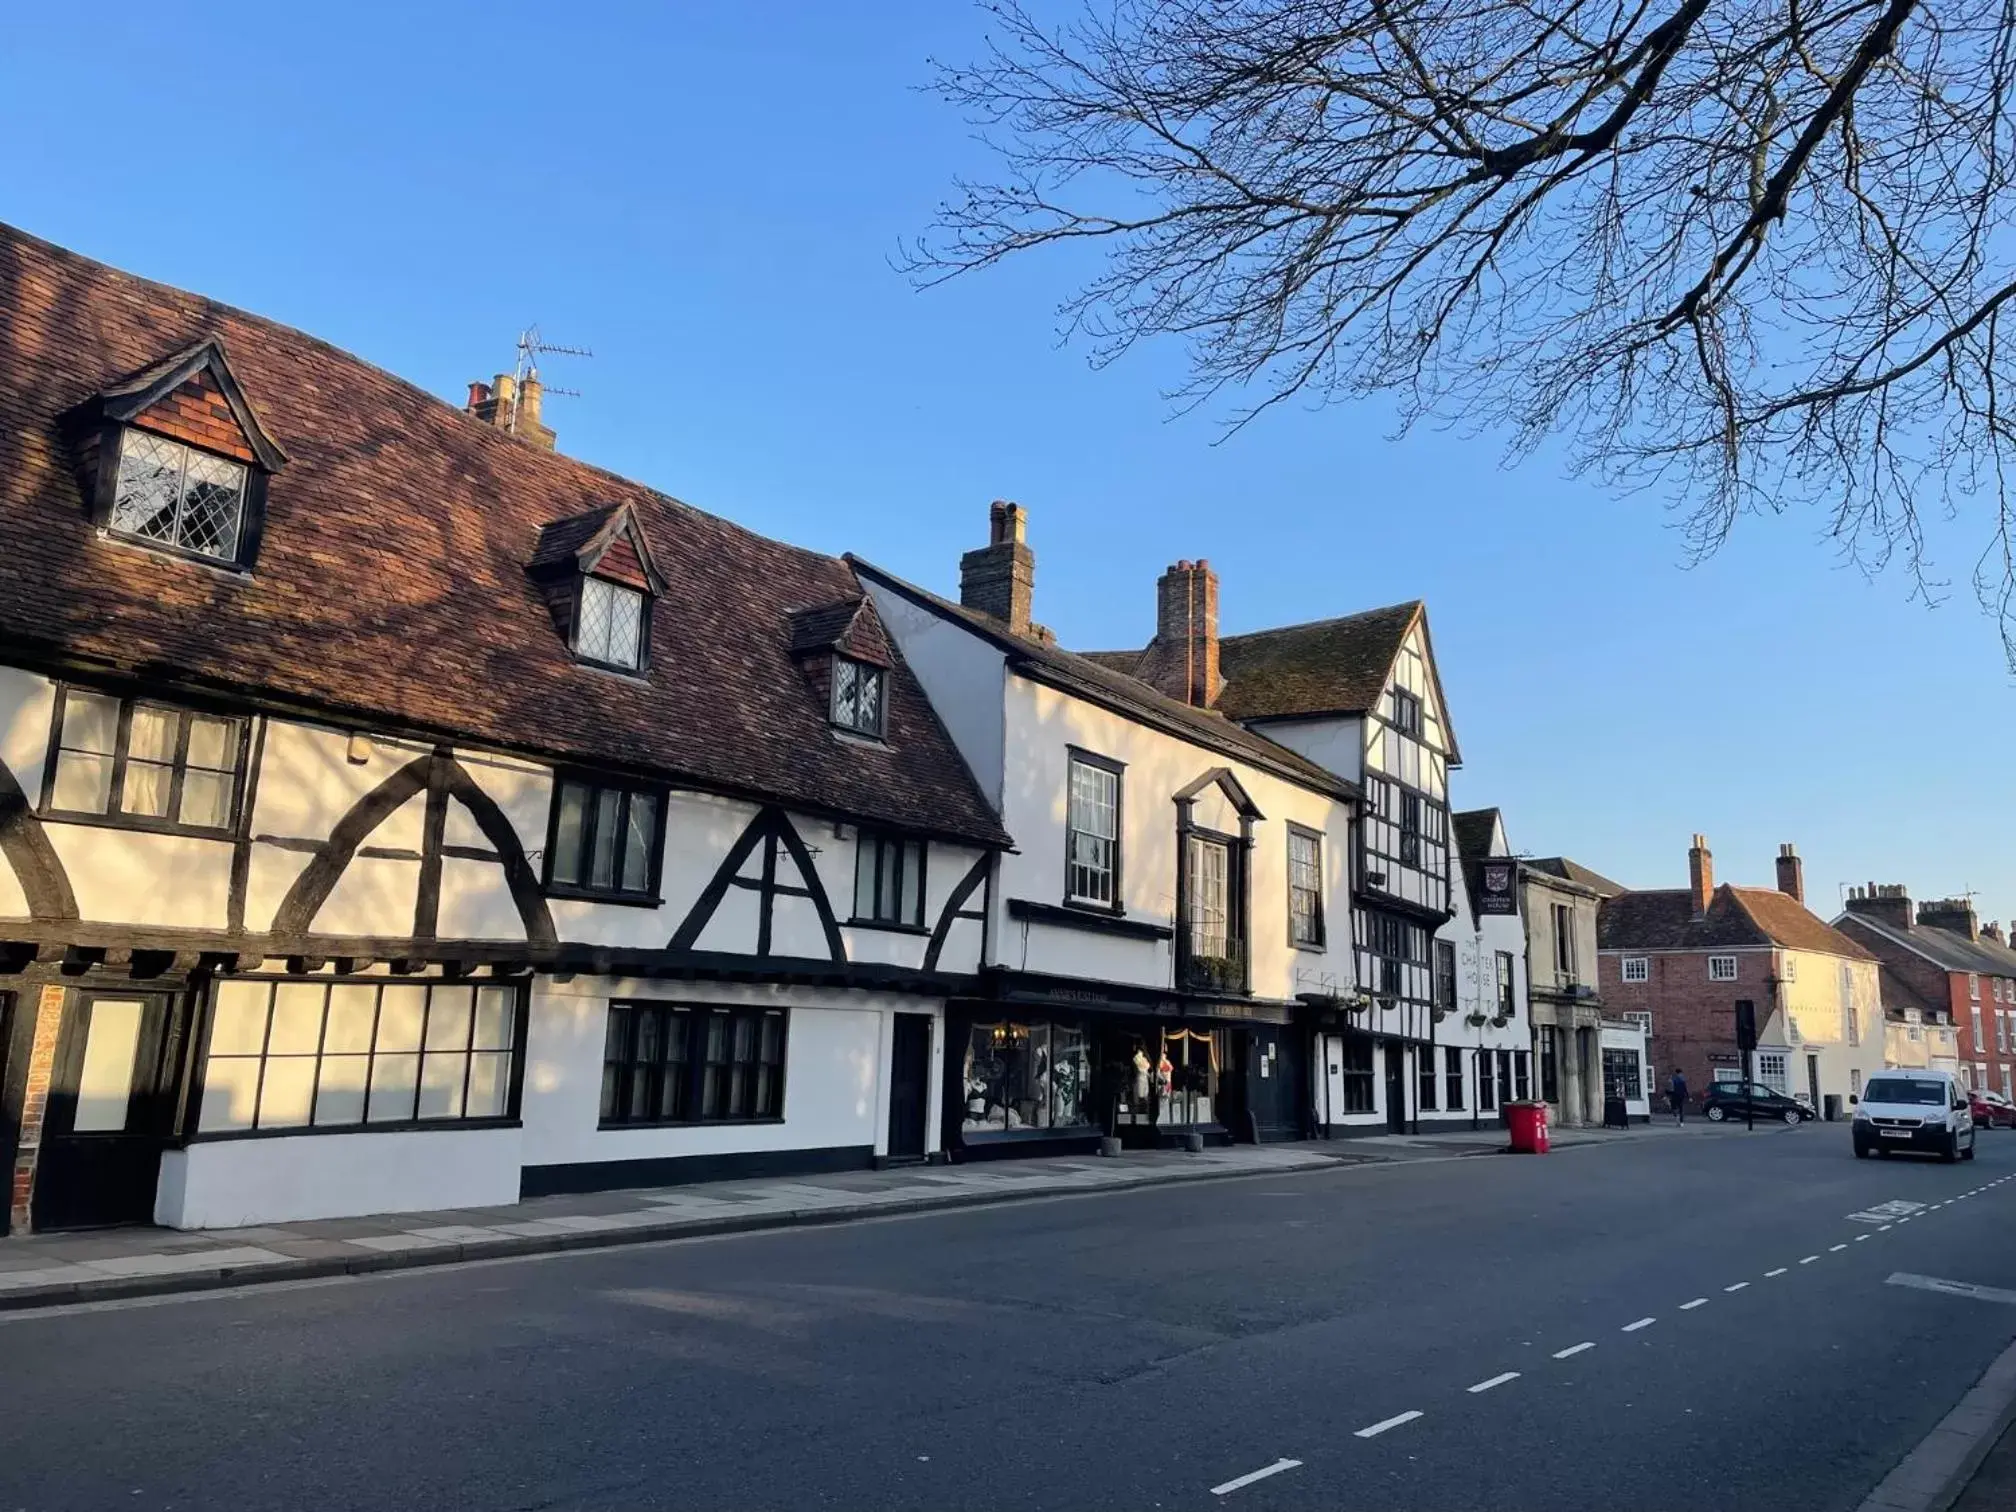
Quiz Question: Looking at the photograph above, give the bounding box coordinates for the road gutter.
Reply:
[1856,1334,2016,1512]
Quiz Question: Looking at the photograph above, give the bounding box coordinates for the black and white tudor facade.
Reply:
[0,226,1503,1234]
[0,226,1002,1233]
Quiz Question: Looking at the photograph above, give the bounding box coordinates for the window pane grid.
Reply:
[1288,830,1322,945]
[602,1003,786,1126]
[197,980,518,1135]
[577,577,646,670]
[831,657,886,736]
[1067,758,1119,905]
[48,692,242,833]
[111,428,246,562]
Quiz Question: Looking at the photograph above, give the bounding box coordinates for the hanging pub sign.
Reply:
[1475,859,1519,915]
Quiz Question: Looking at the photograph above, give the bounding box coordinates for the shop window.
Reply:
[961,1019,1092,1132]
[1113,1027,1225,1128]
[854,831,925,927]
[1602,1048,1643,1102]
[43,688,245,835]
[198,979,520,1134]
[1336,1036,1375,1114]
[1417,1044,1439,1111]
[601,1003,785,1126]
[1445,1046,1465,1110]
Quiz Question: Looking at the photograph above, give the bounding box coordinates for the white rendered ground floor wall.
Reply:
[1311,1033,1528,1134]
[154,977,945,1229]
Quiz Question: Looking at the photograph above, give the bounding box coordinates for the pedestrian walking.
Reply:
[1670,1068,1688,1125]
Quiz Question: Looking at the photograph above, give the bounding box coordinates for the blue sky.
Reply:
[5,2,2008,923]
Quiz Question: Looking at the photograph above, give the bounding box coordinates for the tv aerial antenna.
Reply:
[508,325,592,432]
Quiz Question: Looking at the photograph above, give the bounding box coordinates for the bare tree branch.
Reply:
[907,0,2016,662]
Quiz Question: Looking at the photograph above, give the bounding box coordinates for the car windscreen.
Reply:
[1862,1078,1944,1105]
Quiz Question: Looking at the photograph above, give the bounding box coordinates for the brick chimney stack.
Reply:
[1688,834,1714,920]
[464,370,557,451]
[1918,897,1981,942]
[1775,843,1804,905]
[1137,559,1222,707]
[959,501,1035,636]
[1845,884,1914,931]
[1985,921,2007,946]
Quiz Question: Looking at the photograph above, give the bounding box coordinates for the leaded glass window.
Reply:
[831,656,886,736]
[110,428,247,562]
[576,576,646,669]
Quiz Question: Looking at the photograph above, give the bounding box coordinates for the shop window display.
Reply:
[962,1020,1091,1132]
[1113,1026,1225,1129]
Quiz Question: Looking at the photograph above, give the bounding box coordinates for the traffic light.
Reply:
[1735,999,1757,1052]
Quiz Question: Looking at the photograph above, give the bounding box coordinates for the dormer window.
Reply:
[831,656,885,737]
[528,502,665,676]
[576,576,646,671]
[79,339,287,572]
[111,429,247,561]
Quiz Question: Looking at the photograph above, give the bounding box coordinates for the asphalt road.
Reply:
[5,1126,2016,1512]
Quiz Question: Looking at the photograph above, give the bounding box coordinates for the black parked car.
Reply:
[1703,1081,1816,1124]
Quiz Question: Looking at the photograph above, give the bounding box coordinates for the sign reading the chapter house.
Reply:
[1476,862,1519,915]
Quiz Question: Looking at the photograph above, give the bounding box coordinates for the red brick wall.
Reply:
[8,986,67,1233]
[132,370,255,463]
[1601,948,1772,1099]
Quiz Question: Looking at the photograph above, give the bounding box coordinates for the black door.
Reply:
[1242,1028,1304,1141]
[887,1013,932,1161]
[1384,1042,1407,1132]
[31,993,182,1232]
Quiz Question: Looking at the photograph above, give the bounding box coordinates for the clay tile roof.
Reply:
[528,504,624,572]
[787,600,866,655]
[1599,885,1876,958]
[1214,601,1422,722]
[0,223,1007,847]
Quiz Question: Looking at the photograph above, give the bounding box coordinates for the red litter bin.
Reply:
[1505,1100,1551,1154]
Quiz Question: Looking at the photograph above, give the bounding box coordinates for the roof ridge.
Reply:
[1218,599,1421,645]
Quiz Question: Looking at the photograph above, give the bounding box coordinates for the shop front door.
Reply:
[31,992,183,1232]
[1384,1042,1407,1132]
[887,1012,931,1161]
[1240,1027,1303,1141]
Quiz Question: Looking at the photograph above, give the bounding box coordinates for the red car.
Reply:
[1968,1090,2016,1128]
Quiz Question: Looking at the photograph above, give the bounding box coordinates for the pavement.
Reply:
[5,1117,2010,1511]
[0,1119,1677,1311]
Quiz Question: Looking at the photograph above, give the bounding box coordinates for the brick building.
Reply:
[1834,888,2015,1095]
[1599,836,1882,1113]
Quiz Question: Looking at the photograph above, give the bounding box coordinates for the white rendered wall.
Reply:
[520,978,933,1168]
[863,582,1008,810]
[155,1126,523,1229]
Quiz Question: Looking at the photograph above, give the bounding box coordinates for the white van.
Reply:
[1851,1069,1975,1162]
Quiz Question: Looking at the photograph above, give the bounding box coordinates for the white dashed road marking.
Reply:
[1679,1298,1708,1310]
[1829,1244,1848,1252]
[1766,1267,1789,1277]
[1724,1282,1749,1292]
[1355,1411,1423,1439]
[1467,1372,1519,1393]
[1211,1459,1301,1495]
[1855,1235,1870,1242]
[1622,1317,1656,1332]
[1799,1255,1820,1265]
[1553,1342,1595,1359]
